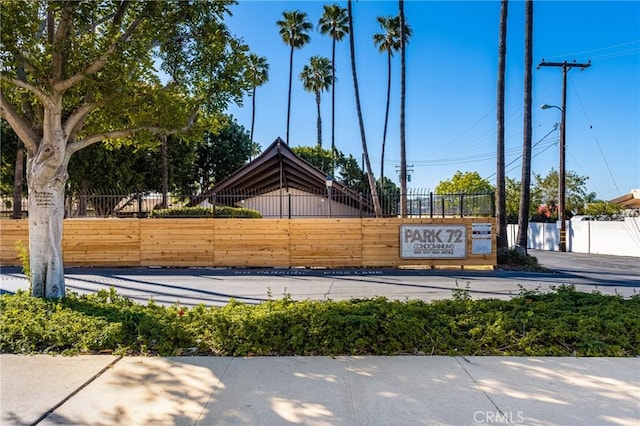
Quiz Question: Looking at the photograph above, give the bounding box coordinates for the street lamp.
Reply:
[325,175,334,218]
[541,103,567,252]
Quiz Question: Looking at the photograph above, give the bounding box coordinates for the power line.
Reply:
[484,125,559,181]
[568,78,621,195]
[544,40,639,61]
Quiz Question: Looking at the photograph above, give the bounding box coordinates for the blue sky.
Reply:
[224,0,639,201]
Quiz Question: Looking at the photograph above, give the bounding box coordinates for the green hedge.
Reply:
[1,286,638,356]
[148,206,261,218]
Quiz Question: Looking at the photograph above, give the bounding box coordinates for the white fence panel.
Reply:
[507,217,640,257]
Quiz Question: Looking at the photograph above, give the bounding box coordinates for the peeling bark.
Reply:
[27,102,69,298]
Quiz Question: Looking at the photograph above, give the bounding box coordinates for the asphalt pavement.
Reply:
[1,250,638,306]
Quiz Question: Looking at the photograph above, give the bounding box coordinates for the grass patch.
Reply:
[1,286,638,357]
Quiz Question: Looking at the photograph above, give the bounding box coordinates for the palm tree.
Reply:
[347,0,382,216]
[373,15,411,184]
[398,0,408,218]
[318,4,349,171]
[245,53,269,146]
[516,0,533,254]
[300,56,333,148]
[277,10,313,144]
[496,0,509,250]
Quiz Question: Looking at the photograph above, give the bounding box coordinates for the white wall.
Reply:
[507,217,640,257]
[240,188,362,218]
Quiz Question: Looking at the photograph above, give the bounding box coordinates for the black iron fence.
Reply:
[1,189,495,218]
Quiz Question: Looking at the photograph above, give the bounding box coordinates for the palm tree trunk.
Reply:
[316,91,322,148]
[516,0,533,254]
[347,0,382,217]
[496,0,509,250]
[286,46,294,144]
[250,86,256,143]
[399,0,407,218]
[381,51,391,183]
[331,38,337,174]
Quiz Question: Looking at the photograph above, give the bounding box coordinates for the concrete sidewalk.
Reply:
[1,355,638,425]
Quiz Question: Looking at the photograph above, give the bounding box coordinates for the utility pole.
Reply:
[538,60,590,252]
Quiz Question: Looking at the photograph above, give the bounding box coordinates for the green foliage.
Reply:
[505,177,526,223]
[191,119,257,194]
[292,146,368,193]
[533,168,588,216]
[2,287,638,357]
[14,240,30,282]
[300,56,333,96]
[148,206,261,218]
[0,120,23,194]
[497,248,547,272]
[435,171,494,195]
[584,201,623,219]
[1,0,251,152]
[64,117,254,198]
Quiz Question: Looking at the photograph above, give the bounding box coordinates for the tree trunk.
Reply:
[380,51,391,183]
[12,144,24,219]
[161,134,169,210]
[250,86,256,144]
[347,0,382,217]
[316,91,322,148]
[399,0,407,218]
[496,0,509,250]
[286,46,294,144]
[330,38,337,175]
[27,102,69,299]
[516,0,533,255]
[79,179,88,216]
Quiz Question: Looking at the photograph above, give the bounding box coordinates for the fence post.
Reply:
[288,192,292,219]
[359,193,363,218]
[430,192,434,218]
[212,193,216,217]
[460,194,464,218]
[491,191,496,217]
[441,196,445,218]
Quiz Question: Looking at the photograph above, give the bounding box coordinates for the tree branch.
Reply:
[0,75,48,104]
[112,1,131,26]
[68,126,167,154]
[52,5,75,80]
[0,91,39,155]
[54,11,146,93]
[63,100,102,143]
[67,107,199,155]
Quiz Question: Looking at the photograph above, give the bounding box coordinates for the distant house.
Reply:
[609,189,640,210]
[195,138,373,218]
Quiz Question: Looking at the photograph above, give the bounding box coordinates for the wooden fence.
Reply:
[0,218,496,268]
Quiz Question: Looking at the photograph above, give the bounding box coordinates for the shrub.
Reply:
[1,286,637,357]
[497,248,547,271]
[148,206,261,218]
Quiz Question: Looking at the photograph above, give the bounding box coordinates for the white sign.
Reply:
[400,225,467,259]
[472,222,493,254]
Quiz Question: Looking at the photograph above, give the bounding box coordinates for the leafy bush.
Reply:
[148,206,261,218]
[14,240,30,281]
[497,248,547,271]
[1,286,638,357]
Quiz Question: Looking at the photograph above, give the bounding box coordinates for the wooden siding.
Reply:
[0,218,496,268]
